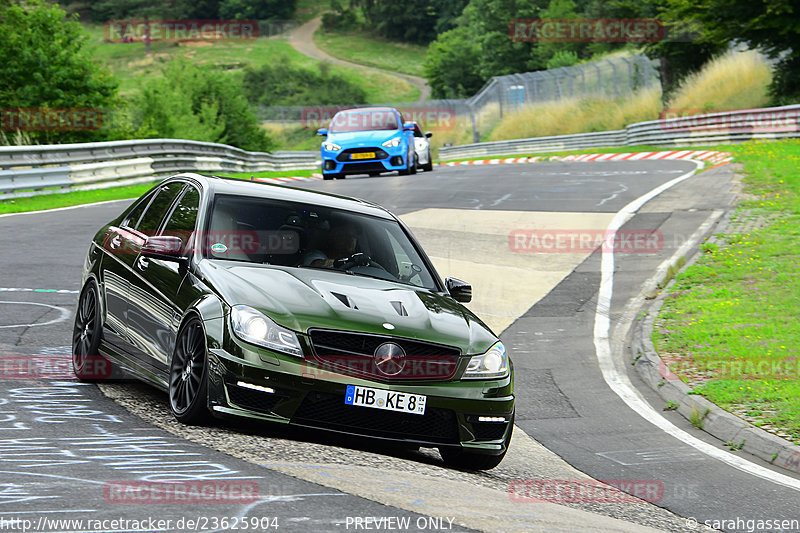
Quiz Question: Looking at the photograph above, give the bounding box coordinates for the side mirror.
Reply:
[445,277,472,303]
[402,122,415,131]
[141,236,187,263]
[425,131,433,138]
[316,128,328,136]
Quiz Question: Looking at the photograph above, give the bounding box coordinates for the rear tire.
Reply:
[169,317,211,425]
[72,282,105,381]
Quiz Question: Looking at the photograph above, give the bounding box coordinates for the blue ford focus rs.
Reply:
[317,107,417,180]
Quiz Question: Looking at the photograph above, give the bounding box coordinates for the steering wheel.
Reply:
[333,252,387,272]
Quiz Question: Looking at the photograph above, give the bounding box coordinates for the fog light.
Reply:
[477,416,506,423]
[236,381,275,394]
[390,156,403,166]
[324,160,336,170]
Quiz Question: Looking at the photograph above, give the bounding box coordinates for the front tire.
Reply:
[169,317,210,425]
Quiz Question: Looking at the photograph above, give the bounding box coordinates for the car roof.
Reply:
[336,106,399,114]
[166,173,395,220]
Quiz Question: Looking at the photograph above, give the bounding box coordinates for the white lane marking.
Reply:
[0,301,71,328]
[594,162,800,491]
[0,198,133,219]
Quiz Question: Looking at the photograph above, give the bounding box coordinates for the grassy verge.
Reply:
[0,170,317,215]
[313,28,427,77]
[653,139,800,443]
[83,25,418,103]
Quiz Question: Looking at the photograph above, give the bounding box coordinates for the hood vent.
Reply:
[331,292,358,310]
[390,300,408,316]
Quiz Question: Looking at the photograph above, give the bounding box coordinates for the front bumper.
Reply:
[206,337,514,454]
[321,145,409,176]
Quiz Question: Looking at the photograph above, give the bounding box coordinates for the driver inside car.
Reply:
[302,223,359,267]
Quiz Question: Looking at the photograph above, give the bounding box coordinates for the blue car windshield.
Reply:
[329,111,399,133]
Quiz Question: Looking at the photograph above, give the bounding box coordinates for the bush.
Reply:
[242,59,367,106]
[131,59,273,152]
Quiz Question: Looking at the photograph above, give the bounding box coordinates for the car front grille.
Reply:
[291,391,460,444]
[307,329,461,381]
[336,148,388,162]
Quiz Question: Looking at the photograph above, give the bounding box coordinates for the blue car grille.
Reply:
[336,148,388,162]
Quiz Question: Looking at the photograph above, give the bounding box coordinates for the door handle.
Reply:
[137,256,149,270]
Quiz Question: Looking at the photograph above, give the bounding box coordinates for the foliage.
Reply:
[88,0,296,21]
[132,59,274,151]
[658,0,800,103]
[423,26,485,98]
[242,58,367,106]
[322,0,469,44]
[0,0,119,143]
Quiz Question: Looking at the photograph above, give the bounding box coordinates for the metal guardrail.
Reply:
[439,105,800,160]
[0,139,320,198]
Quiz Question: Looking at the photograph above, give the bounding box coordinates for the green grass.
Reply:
[313,28,427,78]
[83,25,418,102]
[0,170,316,215]
[0,183,157,215]
[653,139,800,443]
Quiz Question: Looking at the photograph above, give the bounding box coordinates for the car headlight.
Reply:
[381,137,402,148]
[230,305,303,357]
[323,142,341,151]
[463,341,508,379]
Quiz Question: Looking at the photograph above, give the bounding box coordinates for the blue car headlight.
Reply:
[381,137,403,148]
[323,142,341,152]
[230,305,303,357]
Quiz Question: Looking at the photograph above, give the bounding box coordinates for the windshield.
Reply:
[207,195,438,290]
[329,110,399,133]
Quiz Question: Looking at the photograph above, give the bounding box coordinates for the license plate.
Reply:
[350,152,375,160]
[344,385,426,415]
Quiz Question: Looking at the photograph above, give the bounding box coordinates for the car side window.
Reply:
[136,182,185,235]
[161,186,201,252]
[122,190,156,229]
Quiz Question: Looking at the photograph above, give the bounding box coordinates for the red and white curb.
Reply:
[440,150,733,167]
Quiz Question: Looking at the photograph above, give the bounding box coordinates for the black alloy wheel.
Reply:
[169,318,210,424]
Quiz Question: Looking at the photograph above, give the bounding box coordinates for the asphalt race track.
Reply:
[1,160,799,533]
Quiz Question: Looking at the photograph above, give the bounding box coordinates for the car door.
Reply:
[127,183,202,370]
[107,181,186,367]
[99,188,158,351]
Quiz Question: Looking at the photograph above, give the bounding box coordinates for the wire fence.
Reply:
[257,54,661,142]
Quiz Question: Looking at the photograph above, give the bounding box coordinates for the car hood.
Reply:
[199,261,497,355]
[327,130,402,146]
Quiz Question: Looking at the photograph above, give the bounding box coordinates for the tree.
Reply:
[218,0,298,20]
[133,60,274,151]
[659,0,800,102]
[0,0,119,143]
[423,27,484,98]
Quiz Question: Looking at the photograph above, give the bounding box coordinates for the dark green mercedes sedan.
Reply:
[73,173,514,469]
